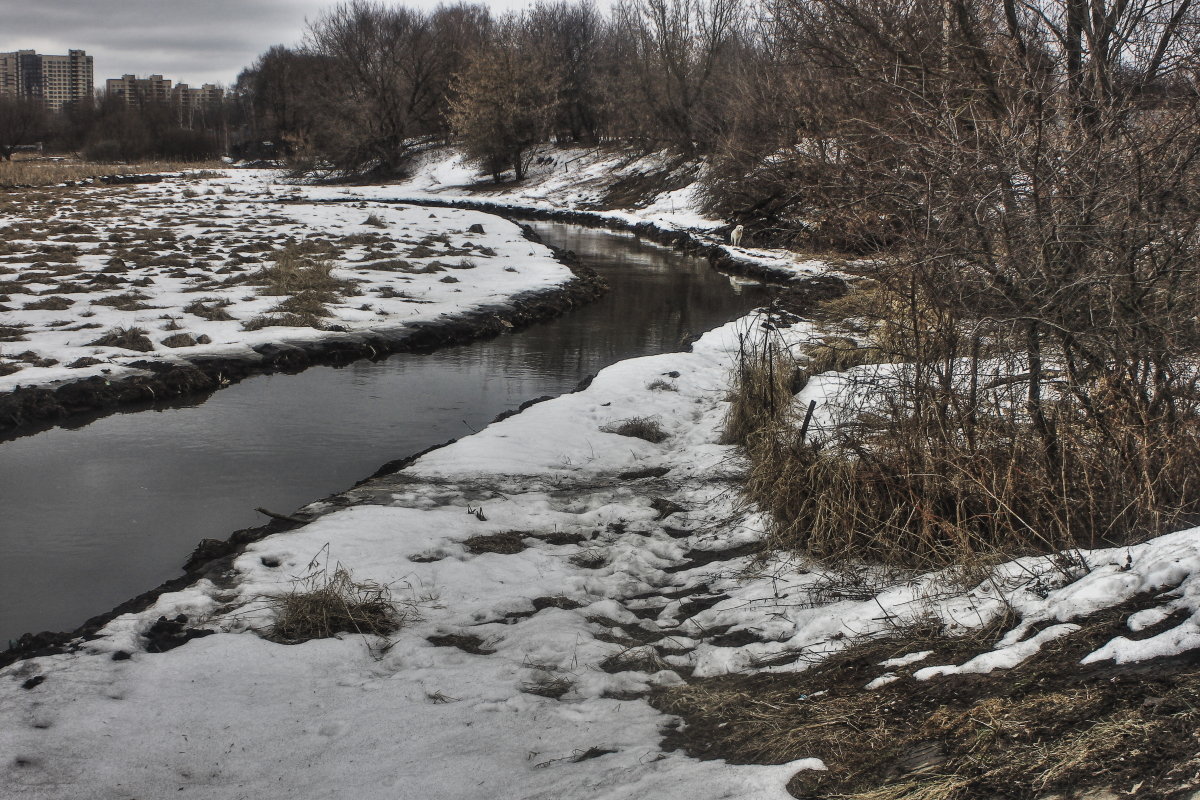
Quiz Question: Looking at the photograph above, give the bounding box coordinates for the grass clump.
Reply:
[270,289,334,317]
[183,296,234,321]
[23,296,74,311]
[242,312,324,331]
[88,326,153,352]
[91,290,153,311]
[264,563,405,644]
[464,532,527,555]
[602,416,669,444]
[721,326,799,447]
[253,246,349,297]
[521,664,576,699]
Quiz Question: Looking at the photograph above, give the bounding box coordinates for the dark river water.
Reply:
[0,222,771,645]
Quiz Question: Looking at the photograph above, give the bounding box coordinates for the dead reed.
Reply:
[726,297,1200,568]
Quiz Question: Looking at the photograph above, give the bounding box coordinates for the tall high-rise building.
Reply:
[0,49,93,110]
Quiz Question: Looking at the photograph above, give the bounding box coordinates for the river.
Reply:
[0,220,771,644]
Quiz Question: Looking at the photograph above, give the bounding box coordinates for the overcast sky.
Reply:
[3,0,547,88]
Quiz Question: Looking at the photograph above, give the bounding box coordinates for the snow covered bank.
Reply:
[300,146,844,288]
[6,311,1200,798]
[0,169,601,430]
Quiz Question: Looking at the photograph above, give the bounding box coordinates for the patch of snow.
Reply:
[865,673,900,689]
[879,650,933,668]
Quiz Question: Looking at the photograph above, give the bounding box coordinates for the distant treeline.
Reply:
[0,93,230,164]
[234,0,753,180]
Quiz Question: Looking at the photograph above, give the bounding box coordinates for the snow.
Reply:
[0,169,573,393]
[1,316,830,799]
[879,650,933,668]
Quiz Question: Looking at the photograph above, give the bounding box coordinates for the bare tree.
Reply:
[303,1,493,176]
[524,0,607,142]
[734,0,1200,562]
[613,0,746,152]
[448,18,563,181]
[0,97,46,161]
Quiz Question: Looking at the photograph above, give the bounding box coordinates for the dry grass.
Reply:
[270,290,334,317]
[521,664,576,699]
[250,247,350,297]
[720,327,798,446]
[0,158,225,188]
[727,293,1200,568]
[602,416,669,444]
[88,326,153,352]
[653,606,1200,800]
[242,312,324,331]
[263,564,405,644]
[464,532,528,555]
[183,297,235,321]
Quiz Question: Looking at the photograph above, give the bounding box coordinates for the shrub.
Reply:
[731,301,1200,569]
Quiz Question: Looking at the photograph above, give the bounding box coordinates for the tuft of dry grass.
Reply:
[183,297,234,321]
[253,246,349,297]
[263,564,405,644]
[464,532,528,555]
[270,289,333,317]
[88,326,154,352]
[602,416,669,444]
[521,664,576,699]
[242,312,324,331]
[22,296,74,311]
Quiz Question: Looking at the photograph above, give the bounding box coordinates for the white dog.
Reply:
[730,224,744,247]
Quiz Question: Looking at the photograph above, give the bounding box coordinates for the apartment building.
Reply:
[105,74,223,126]
[105,73,173,107]
[0,49,93,110]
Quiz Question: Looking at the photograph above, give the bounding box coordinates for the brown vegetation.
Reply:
[654,596,1200,800]
[602,416,669,443]
[263,564,404,644]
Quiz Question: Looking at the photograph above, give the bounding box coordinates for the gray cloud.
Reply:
[4,0,539,87]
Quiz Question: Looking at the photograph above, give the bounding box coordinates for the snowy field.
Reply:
[0,170,574,393]
[4,313,1200,798]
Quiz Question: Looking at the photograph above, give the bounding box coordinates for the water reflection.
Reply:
[0,223,772,643]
